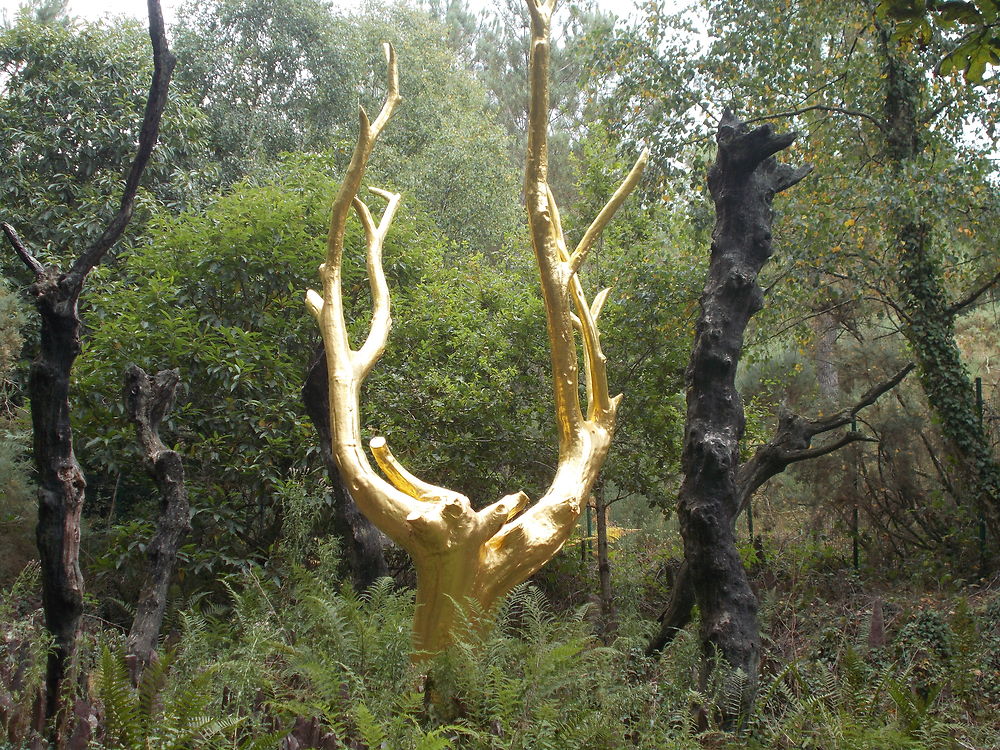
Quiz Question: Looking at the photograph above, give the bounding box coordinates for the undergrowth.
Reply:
[2,551,999,749]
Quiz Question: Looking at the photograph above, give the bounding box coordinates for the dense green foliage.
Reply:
[0,280,33,584]
[72,153,555,584]
[0,13,212,270]
[878,0,1000,82]
[599,0,1000,559]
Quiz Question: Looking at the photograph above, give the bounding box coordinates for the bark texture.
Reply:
[122,366,190,683]
[303,346,389,591]
[648,363,913,656]
[23,281,87,726]
[0,1,174,731]
[677,111,810,727]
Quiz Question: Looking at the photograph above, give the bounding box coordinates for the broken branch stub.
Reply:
[307,2,645,658]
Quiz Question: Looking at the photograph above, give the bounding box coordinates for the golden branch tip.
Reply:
[370,436,446,502]
[570,149,649,276]
[305,289,323,319]
[592,288,610,320]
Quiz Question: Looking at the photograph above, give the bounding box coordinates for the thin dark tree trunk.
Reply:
[122,366,190,684]
[813,313,840,404]
[594,490,615,638]
[645,559,696,655]
[676,111,811,728]
[303,346,389,591]
[0,2,174,733]
[647,364,912,656]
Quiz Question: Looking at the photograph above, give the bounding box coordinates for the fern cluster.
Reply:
[93,646,279,750]
[105,568,714,749]
[6,553,999,749]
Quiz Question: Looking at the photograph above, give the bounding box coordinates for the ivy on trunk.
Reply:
[879,22,1000,539]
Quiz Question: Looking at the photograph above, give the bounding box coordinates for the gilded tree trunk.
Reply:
[306,0,645,659]
[303,347,389,591]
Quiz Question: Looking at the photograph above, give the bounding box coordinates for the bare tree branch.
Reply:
[1,222,45,278]
[736,363,915,508]
[780,431,877,464]
[809,362,916,432]
[948,267,1000,316]
[64,0,177,289]
[742,104,885,131]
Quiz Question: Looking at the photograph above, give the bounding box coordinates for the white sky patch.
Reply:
[0,0,648,25]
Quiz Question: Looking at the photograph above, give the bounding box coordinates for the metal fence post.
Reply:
[977,377,986,576]
[852,417,860,571]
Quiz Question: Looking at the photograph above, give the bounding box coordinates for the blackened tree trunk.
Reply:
[647,364,913,656]
[879,26,1000,537]
[594,489,615,639]
[678,111,810,727]
[0,1,174,732]
[122,366,190,684]
[25,280,86,731]
[303,346,389,591]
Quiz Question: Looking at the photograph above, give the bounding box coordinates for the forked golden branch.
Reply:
[307,1,647,657]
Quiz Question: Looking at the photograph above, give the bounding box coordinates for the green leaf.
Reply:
[938,1,983,24]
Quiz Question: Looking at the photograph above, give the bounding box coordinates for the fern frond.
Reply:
[138,647,176,720]
[96,645,143,748]
[353,702,386,748]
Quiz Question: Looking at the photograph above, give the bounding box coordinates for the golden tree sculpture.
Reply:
[307,0,646,657]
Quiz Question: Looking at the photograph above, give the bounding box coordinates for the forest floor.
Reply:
[2,531,1000,749]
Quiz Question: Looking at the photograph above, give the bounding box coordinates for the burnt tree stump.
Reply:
[123,365,190,683]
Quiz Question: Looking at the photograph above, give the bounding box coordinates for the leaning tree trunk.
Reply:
[678,111,810,728]
[303,347,389,591]
[122,366,190,684]
[879,26,1000,537]
[0,1,174,732]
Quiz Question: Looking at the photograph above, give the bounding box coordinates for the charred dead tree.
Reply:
[0,0,174,728]
[674,111,811,727]
[647,363,914,655]
[302,347,389,591]
[122,365,190,684]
